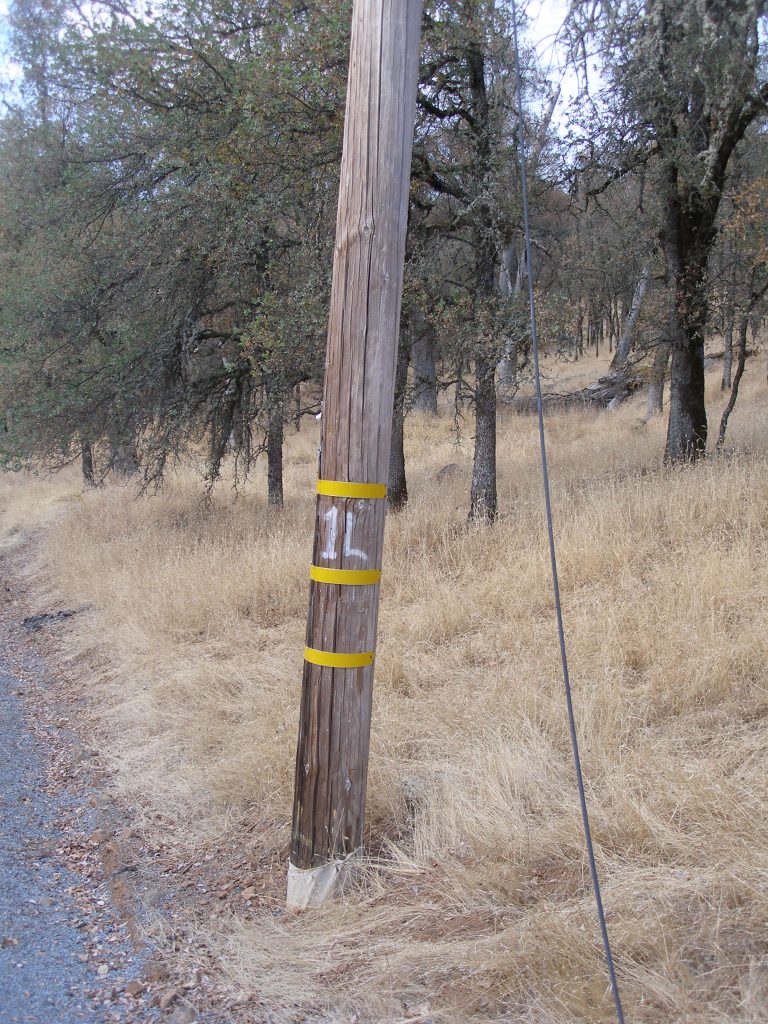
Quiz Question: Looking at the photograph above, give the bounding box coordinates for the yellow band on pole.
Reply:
[304,646,375,669]
[310,566,381,586]
[316,480,387,499]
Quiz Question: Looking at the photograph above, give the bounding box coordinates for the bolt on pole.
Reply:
[287,0,422,911]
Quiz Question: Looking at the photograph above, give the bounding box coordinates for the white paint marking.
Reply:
[344,511,368,561]
[321,507,338,560]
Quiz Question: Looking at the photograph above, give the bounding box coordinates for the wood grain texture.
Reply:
[290,0,422,873]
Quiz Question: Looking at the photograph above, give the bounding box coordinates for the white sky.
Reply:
[526,0,584,125]
[0,0,21,84]
[528,0,571,68]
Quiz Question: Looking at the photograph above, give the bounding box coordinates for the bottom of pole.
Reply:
[286,853,358,911]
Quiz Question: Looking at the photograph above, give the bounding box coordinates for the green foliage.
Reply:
[1,0,764,484]
[0,0,348,482]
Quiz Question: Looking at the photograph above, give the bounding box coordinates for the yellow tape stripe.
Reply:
[310,566,381,586]
[316,480,387,499]
[304,646,374,669]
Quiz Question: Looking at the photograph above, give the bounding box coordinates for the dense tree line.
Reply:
[0,0,766,515]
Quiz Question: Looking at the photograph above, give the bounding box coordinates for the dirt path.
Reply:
[0,633,163,1024]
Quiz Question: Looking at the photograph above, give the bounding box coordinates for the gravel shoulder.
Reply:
[0,646,155,1024]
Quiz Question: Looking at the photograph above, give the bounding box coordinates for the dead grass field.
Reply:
[2,350,768,1022]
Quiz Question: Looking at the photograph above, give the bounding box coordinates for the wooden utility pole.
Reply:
[287,0,422,911]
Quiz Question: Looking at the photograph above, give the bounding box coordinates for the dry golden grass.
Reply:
[4,351,768,1022]
[0,466,84,550]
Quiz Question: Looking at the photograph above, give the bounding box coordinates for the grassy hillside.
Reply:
[2,352,767,1022]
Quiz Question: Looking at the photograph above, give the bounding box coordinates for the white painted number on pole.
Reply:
[321,507,338,560]
[320,507,368,562]
[344,511,368,561]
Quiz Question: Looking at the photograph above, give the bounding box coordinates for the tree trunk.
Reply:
[267,403,284,507]
[411,326,438,414]
[611,262,651,369]
[469,235,498,519]
[574,300,584,359]
[665,325,707,460]
[609,295,621,353]
[496,337,519,391]
[388,334,410,510]
[587,298,601,358]
[466,30,497,523]
[108,428,138,477]
[721,314,734,390]
[645,340,671,419]
[81,440,95,486]
[514,363,644,413]
[594,309,601,358]
[663,184,710,462]
[455,357,465,410]
[717,312,749,449]
[470,353,497,520]
[496,242,520,391]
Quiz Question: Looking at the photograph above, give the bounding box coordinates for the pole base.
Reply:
[286,854,357,911]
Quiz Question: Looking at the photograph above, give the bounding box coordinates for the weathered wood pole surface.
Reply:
[287,0,422,910]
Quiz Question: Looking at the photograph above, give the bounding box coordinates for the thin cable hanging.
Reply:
[508,5,626,1023]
